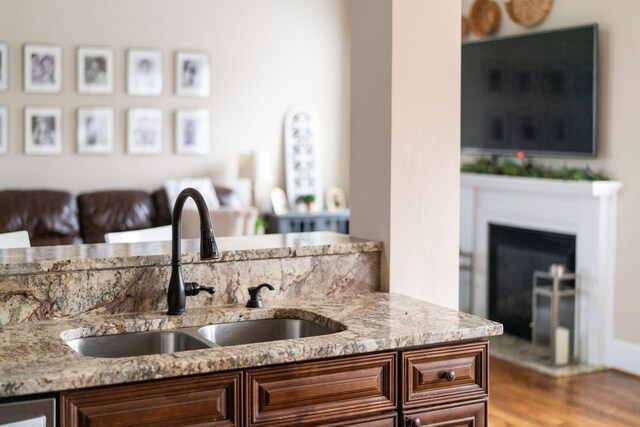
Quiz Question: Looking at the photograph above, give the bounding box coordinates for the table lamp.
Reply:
[239,150,271,207]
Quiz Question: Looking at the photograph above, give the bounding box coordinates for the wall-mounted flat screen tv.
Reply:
[461,24,598,158]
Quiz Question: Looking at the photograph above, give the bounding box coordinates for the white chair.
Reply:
[0,230,31,249]
[104,225,173,244]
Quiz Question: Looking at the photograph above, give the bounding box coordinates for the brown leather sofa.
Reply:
[0,186,245,246]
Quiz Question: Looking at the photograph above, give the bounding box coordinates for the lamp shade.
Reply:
[239,150,271,182]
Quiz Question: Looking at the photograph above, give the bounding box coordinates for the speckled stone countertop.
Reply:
[0,232,382,275]
[0,292,502,397]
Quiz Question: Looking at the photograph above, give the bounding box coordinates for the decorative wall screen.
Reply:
[284,106,322,210]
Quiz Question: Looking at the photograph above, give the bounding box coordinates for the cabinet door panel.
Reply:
[402,400,486,427]
[401,341,487,409]
[318,412,398,427]
[245,352,396,427]
[321,412,397,427]
[60,371,241,427]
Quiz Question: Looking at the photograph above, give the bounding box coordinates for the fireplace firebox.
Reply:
[488,224,576,340]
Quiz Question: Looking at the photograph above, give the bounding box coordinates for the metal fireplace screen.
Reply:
[488,224,576,340]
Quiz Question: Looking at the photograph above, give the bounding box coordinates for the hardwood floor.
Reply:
[489,357,640,426]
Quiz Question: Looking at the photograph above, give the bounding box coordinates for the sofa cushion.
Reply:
[163,177,220,212]
[77,191,156,244]
[152,185,243,227]
[0,190,82,246]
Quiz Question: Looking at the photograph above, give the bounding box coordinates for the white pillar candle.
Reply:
[555,327,570,365]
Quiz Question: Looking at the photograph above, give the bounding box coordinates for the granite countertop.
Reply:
[0,232,382,276]
[0,292,502,397]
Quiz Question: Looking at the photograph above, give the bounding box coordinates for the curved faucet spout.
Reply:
[167,187,220,315]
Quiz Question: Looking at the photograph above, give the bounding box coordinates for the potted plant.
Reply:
[254,217,268,235]
[296,194,316,212]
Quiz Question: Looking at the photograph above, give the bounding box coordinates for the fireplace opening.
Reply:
[489,224,576,340]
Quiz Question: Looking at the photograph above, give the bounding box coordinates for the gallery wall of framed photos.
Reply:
[0,43,212,158]
[0,0,350,202]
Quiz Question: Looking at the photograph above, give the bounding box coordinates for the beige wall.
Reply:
[461,0,640,344]
[0,0,350,211]
[351,0,460,309]
[350,0,392,291]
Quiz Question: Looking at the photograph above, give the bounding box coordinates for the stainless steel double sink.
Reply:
[65,318,343,358]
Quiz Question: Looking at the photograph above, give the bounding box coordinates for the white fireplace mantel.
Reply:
[460,173,622,366]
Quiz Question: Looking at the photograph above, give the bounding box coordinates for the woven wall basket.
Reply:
[504,0,554,27]
[470,0,501,37]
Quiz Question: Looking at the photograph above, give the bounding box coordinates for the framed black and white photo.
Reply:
[175,109,210,155]
[24,44,62,93]
[24,107,62,155]
[175,51,210,97]
[77,108,114,155]
[0,43,8,92]
[77,47,113,94]
[0,107,8,155]
[127,49,162,96]
[127,108,163,155]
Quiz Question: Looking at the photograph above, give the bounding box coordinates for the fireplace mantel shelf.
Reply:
[461,173,622,198]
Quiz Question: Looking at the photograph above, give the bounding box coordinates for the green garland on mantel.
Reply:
[461,157,609,181]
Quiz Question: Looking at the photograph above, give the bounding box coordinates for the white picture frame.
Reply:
[326,187,347,211]
[175,109,210,155]
[127,108,163,155]
[77,107,114,155]
[0,43,8,92]
[24,44,62,93]
[24,107,62,155]
[77,47,113,94]
[0,107,8,155]
[127,49,162,96]
[175,51,210,97]
[270,187,289,215]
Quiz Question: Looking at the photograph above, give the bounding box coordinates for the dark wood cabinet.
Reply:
[58,340,489,427]
[321,412,398,426]
[401,400,486,427]
[60,371,241,427]
[245,352,396,427]
[399,341,488,427]
[400,341,487,409]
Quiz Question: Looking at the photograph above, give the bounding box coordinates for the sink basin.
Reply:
[64,316,344,357]
[197,318,339,346]
[66,330,210,358]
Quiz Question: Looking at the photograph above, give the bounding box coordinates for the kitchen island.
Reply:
[0,232,501,426]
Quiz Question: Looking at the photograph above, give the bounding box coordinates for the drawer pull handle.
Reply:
[409,417,422,427]
[445,369,456,382]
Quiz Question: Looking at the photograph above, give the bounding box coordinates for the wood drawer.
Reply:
[60,371,241,427]
[401,399,487,427]
[400,341,487,409]
[320,412,398,427]
[245,352,397,426]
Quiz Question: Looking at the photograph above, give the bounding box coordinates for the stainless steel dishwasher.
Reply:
[0,398,56,427]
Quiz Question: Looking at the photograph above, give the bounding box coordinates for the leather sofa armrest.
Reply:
[0,190,81,247]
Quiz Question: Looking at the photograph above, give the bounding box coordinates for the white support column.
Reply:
[350,0,461,309]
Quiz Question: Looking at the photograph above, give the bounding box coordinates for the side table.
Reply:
[264,210,350,234]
